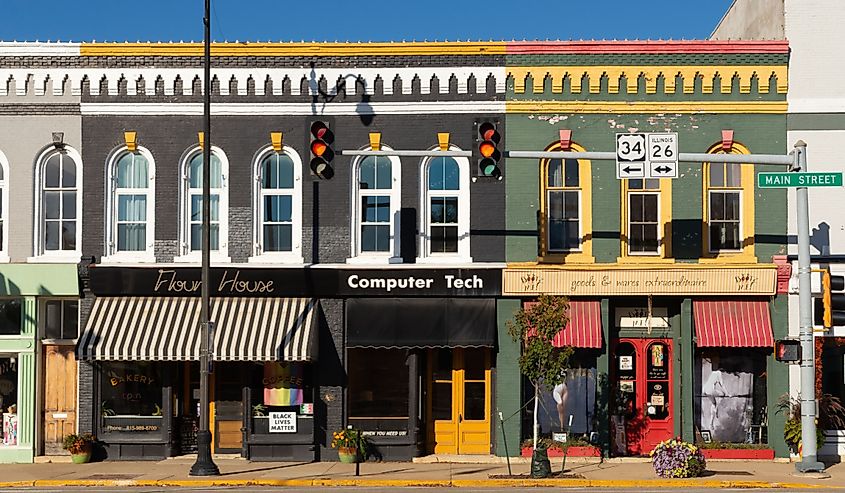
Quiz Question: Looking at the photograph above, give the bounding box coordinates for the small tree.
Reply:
[506,294,574,450]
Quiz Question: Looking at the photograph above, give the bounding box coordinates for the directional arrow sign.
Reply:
[650,163,677,177]
[617,163,645,179]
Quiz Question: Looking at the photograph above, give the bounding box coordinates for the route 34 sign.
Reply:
[616,133,646,179]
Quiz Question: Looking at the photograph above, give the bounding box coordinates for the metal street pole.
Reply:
[190,0,220,476]
[794,140,824,473]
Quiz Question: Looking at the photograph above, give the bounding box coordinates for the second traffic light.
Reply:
[815,269,845,328]
[309,120,335,179]
[476,121,502,179]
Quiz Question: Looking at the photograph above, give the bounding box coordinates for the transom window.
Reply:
[708,161,742,252]
[350,150,401,262]
[43,299,79,340]
[251,146,303,263]
[105,149,155,260]
[177,148,229,260]
[420,154,471,261]
[36,148,81,256]
[627,179,660,254]
[546,158,581,252]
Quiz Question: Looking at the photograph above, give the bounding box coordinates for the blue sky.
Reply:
[4,0,734,43]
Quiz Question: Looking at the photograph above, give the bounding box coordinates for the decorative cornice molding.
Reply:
[506,101,787,114]
[0,42,81,56]
[79,101,507,116]
[507,40,790,54]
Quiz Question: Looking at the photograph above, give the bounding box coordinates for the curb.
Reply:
[0,478,838,489]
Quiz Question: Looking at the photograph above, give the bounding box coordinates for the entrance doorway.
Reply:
[613,338,673,455]
[41,345,77,455]
[426,348,491,455]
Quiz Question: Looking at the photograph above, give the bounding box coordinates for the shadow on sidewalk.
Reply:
[218,463,314,477]
[701,470,753,477]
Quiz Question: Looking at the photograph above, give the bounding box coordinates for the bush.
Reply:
[650,438,706,478]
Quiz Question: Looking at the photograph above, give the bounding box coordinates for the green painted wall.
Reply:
[495,299,522,456]
[0,264,79,297]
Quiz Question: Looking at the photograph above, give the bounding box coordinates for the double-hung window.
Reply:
[350,150,401,263]
[546,158,581,252]
[176,148,229,261]
[703,144,754,259]
[104,149,155,262]
[419,154,470,262]
[250,146,302,263]
[627,179,660,254]
[33,146,82,260]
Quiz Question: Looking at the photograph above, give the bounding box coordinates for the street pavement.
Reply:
[0,455,841,489]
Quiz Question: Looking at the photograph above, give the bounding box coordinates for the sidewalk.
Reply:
[0,455,842,489]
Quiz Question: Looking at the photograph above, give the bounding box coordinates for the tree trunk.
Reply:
[533,381,539,449]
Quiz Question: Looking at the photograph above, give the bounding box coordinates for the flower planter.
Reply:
[521,445,601,457]
[71,449,92,464]
[337,446,358,463]
[701,448,775,460]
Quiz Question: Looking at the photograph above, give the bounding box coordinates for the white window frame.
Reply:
[249,145,303,264]
[102,146,156,263]
[417,148,471,264]
[39,297,79,344]
[0,150,9,263]
[626,189,661,256]
[707,189,743,253]
[173,146,230,263]
[30,145,83,263]
[347,145,402,264]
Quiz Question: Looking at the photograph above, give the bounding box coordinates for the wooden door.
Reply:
[42,345,77,455]
[213,363,244,453]
[614,338,673,455]
[429,348,491,455]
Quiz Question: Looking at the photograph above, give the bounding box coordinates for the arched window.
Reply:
[175,147,229,261]
[539,142,593,263]
[418,152,471,262]
[34,146,82,258]
[0,150,8,261]
[349,148,401,263]
[250,146,303,263]
[104,147,155,262]
[703,142,754,259]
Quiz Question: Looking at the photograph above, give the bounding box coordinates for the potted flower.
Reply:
[650,437,706,478]
[62,433,96,464]
[331,427,368,463]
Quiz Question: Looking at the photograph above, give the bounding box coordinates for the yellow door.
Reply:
[429,348,491,454]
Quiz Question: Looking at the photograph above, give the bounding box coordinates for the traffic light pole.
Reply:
[794,140,825,473]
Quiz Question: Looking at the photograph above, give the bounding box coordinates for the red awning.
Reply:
[693,299,774,347]
[524,300,603,348]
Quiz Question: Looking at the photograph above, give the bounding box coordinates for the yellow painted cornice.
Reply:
[80,42,507,57]
[507,65,787,95]
[505,261,777,271]
[506,101,787,114]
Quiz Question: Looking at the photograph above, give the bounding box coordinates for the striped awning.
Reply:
[524,300,603,349]
[77,297,318,362]
[693,299,774,347]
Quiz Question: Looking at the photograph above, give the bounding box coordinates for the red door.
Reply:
[614,338,673,455]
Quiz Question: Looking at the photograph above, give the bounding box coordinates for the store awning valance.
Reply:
[524,300,603,349]
[77,297,318,362]
[693,299,774,347]
[346,298,495,348]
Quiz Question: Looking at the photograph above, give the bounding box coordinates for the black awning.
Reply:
[346,298,496,349]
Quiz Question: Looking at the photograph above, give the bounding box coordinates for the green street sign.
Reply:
[758,172,843,188]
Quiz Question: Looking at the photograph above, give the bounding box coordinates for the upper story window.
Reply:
[250,146,303,263]
[703,142,754,260]
[176,147,229,262]
[419,153,471,263]
[42,299,79,340]
[621,178,672,260]
[349,149,401,263]
[33,146,82,260]
[0,150,8,261]
[539,142,593,263]
[104,148,155,262]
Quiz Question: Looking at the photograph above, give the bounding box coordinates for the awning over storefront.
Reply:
[693,299,774,347]
[77,297,318,362]
[524,300,603,349]
[346,298,495,348]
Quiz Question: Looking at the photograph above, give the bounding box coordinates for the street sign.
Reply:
[616,133,646,179]
[758,172,843,188]
[646,133,678,178]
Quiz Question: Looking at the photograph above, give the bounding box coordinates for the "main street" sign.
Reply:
[758,172,843,188]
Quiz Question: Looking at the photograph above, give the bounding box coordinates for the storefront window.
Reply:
[100,362,163,433]
[348,349,410,434]
[526,352,597,442]
[695,350,767,443]
[0,299,21,336]
[250,361,313,434]
[0,357,18,446]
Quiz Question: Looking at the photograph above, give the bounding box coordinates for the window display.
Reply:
[0,357,18,446]
[348,349,410,432]
[100,361,163,432]
[528,353,597,439]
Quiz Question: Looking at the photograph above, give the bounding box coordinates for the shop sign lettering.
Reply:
[269,412,297,433]
[104,424,160,432]
[360,430,408,437]
[153,269,275,295]
[109,373,155,387]
[346,274,483,293]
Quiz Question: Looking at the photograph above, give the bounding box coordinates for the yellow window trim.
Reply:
[618,178,673,263]
[538,142,594,264]
[701,142,756,263]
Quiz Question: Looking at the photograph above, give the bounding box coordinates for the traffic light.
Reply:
[309,120,335,179]
[815,269,845,328]
[476,121,502,179]
[775,339,801,363]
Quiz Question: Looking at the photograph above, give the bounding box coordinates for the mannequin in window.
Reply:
[553,371,569,432]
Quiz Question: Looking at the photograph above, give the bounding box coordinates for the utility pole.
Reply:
[190,0,220,476]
